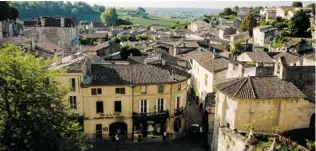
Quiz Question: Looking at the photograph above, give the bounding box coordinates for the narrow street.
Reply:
[90,94,206,151]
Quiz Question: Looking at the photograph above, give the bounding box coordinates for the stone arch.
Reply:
[310,113,315,127]
[109,122,128,139]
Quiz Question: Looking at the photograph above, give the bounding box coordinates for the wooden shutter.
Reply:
[139,100,141,113]
[179,96,182,108]
[146,100,149,113]
[163,99,166,111]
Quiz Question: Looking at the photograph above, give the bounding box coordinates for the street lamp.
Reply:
[115,133,119,151]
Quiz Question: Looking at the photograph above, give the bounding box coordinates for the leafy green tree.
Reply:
[10,7,19,20]
[120,45,141,60]
[307,3,315,16]
[292,1,303,7]
[0,2,12,21]
[233,5,239,12]
[0,44,91,151]
[118,34,128,42]
[289,10,310,37]
[222,7,233,16]
[137,7,146,13]
[100,8,118,26]
[240,12,257,36]
[71,8,79,16]
[231,40,243,54]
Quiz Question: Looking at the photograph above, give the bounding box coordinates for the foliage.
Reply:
[111,37,121,44]
[100,8,118,26]
[120,45,141,60]
[92,4,105,13]
[292,1,303,7]
[233,5,239,12]
[305,139,316,150]
[289,10,311,37]
[307,3,315,16]
[243,121,254,132]
[231,40,243,54]
[0,2,19,21]
[240,12,257,36]
[0,44,91,151]
[79,20,89,25]
[221,7,233,16]
[118,34,128,42]
[135,34,149,41]
[10,1,102,19]
[272,36,291,48]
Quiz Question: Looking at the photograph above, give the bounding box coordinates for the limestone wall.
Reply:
[217,128,248,151]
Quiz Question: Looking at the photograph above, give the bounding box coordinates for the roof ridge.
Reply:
[218,78,243,92]
[248,77,257,99]
[233,78,248,97]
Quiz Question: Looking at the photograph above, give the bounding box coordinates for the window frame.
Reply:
[114,101,122,113]
[140,99,148,113]
[70,78,76,91]
[140,86,147,94]
[96,101,104,114]
[115,88,126,94]
[69,96,77,110]
[158,85,164,93]
[157,98,164,112]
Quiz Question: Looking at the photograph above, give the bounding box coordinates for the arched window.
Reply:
[310,113,315,127]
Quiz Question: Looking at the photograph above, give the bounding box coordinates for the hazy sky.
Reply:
[83,0,314,9]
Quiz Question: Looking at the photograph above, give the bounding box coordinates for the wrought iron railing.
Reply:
[133,110,169,120]
[174,107,185,116]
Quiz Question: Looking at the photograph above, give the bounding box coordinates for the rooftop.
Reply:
[190,51,231,73]
[82,33,108,39]
[272,52,303,65]
[215,76,306,99]
[0,37,31,46]
[240,52,275,63]
[91,21,106,28]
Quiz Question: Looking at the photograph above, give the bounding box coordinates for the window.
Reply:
[141,86,147,94]
[70,78,76,91]
[140,100,148,113]
[177,83,181,91]
[174,118,181,132]
[114,101,122,112]
[176,96,181,109]
[96,101,104,113]
[158,85,164,93]
[115,88,125,94]
[69,96,76,110]
[205,74,208,86]
[91,88,102,95]
[157,98,164,112]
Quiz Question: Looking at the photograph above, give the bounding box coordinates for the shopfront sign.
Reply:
[93,113,124,120]
[103,127,108,131]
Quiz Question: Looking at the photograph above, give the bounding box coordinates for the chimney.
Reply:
[171,70,174,78]
[55,51,63,65]
[161,59,166,66]
[182,42,186,47]
[31,36,36,50]
[60,17,65,27]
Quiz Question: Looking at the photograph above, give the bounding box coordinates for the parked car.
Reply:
[190,124,203,133]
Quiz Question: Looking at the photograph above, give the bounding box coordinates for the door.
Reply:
[96,124,102,139]
[109,122,128,140]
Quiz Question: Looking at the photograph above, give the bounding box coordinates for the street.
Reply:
[89,95,205,151]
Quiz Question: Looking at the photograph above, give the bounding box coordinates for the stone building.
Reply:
[271,52,303,66]
[211,75,314,151]
[302,52,315,66]
[23,16,78,56]
[188,20,211,33]
[237,51,275,66]
[81,52,190,140]
[253,25,279,46]
[82,41,120,57]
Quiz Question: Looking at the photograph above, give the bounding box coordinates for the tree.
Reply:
[71,8,79,16]
[0,2,11,21]
[203,18,210,23]
[231,40,243,54]
[222,7,233,16]
[240,12,257,36]
[137,7,146,13]
[289,10,310,37]
[120,45,141,60]
[10,7,19,20]
[0,44,91,151]
[100,8,118,26]
[233,5,239,12]
[292,1,303,7]
[307,3,315,16]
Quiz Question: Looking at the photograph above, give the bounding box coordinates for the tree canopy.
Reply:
[100,8,118,26]
[307,3,315,16]
[0,44,91,151]
[231,40,243,54]
[240,12,257,36]
[10,1,104,19]
[289,10,310,37]
[0,2,19,21]
[120,45,141,60]
[292,1,303,7]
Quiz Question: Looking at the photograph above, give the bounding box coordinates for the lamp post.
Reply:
[115,133,119,151]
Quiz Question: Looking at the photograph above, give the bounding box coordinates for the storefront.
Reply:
[133,111,169,139]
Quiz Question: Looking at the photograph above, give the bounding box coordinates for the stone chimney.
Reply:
[55,49,64,65]
[31,36,36,50]
[274,56,287,80]
[60,17,65,27]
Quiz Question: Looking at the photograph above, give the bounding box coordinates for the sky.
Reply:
[83,0,314,9]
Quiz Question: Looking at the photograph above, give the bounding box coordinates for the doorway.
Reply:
[96,124,102,139]
[310,113,315,127]
[109,122,128,139]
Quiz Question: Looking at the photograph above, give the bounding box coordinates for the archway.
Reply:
[109,122,128,139]
[310,113,315,127]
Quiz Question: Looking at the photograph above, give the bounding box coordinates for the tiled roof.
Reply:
[272,52,302,65]
[241,52,275,63]
[303,52,315,62]
[82,33,108,39]
[0,37,31,46]
[83,62,190,85]
[215,76,306,99]
[81,42,120,52]
[91,21,106,28]
[175,40,200,48]
[191,51,231,73]
[36,41,62,53]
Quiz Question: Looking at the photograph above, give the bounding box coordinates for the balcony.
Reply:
[133,110,169,121]
[174,107,185,116]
